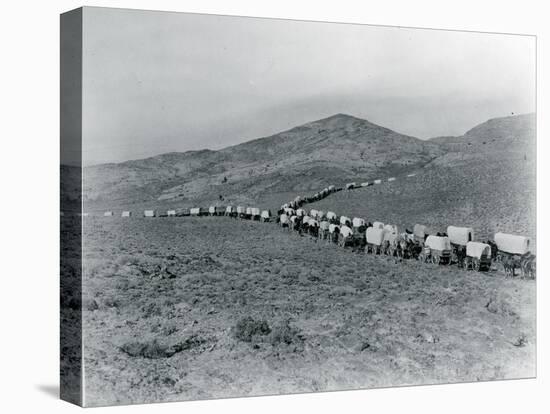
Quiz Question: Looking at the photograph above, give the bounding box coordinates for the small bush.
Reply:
[233,317,271,342]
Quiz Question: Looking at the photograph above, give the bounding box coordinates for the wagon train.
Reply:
[95,178,534,279]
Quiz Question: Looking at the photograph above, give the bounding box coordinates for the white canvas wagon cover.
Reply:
[384,224,398,234]
[226,205,233,213]
[296,208,305,216]
[426,235,451,252]
[366,227,387,246]
[190,208,201,215]
[236,206,245,214]
[261,210,270,219]
[360,182,369,187]
[326,211,337,220]
[144,210,156,217]
[103,211,113,216]
[320,221,329,231]
[466,242,491,259]
[121,211,131,217]
[372,221,384,229]
[208,206,216,214]
[374,179,382,184]
[280,214,289,223]
[317,210,326,219]
[352,217,365,227]
[310,209,319,218]
[447,226,474,246]
[328,185,335,191]
[340,216,351,226]
[251,207,260,216]
[346,182,356,189]
[167,210,176,216]
[494,232,530,255]
[388,177,396,182]
[340,225,353,238]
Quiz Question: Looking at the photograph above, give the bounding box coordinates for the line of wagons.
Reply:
[276,206,535,278]
[113,206,275,221]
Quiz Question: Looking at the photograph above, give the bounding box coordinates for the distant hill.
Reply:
[309,113,536,242]
[81,114,443,209]
[427,113,535,168]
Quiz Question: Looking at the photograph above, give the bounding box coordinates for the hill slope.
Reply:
[311,113,536,242]
[82,114,443,209]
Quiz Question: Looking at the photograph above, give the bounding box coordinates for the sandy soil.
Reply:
[79,216,535,407]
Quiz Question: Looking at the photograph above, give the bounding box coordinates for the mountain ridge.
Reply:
[77,112,535,210]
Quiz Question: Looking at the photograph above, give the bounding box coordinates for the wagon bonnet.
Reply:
[447,226,474,246]
[366,227,387,246]
[494,232,531,255]
[466,242,491,259]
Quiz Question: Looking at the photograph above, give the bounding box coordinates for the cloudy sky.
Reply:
[81,7,535,165]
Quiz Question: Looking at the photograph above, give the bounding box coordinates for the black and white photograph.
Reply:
[4,1,549,413]
[58,5,539,407]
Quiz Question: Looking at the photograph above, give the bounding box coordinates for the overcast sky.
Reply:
[81,7,535,166]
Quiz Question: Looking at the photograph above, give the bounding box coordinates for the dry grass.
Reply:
[78,216,535,406]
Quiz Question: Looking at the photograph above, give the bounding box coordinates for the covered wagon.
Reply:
[326,211,337,221]
[208,206,216,216]
[310,209,319,218]
[387,177,396,182]
[319,220,330,240]
[374,179,382,185]
[121,211,132,217]
[338,225,354,247]
[447,226,474,246]
[166,210,176,217]
[236,206,246,218]
[143,209,156,217]
[250,207,261,220]
[372,221,384,230]
[176,208,190,217]
[447,226,474,266]
[296,208,306,217]
[190,207,202,216]
[340,215,351,226]
[328,185,336,192]
[366,227,387,254]
[225,205,234,216]
[494,232,531,256]
[346,182,356,190]
[424,235,452,264]
[103,211,113,217]
[360,182,370,187]
[465,241,492,271]
[261,210,271,222]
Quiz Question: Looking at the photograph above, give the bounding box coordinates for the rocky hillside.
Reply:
[82,114,443,209]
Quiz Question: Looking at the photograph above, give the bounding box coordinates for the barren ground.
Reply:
[79,216,535,407]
